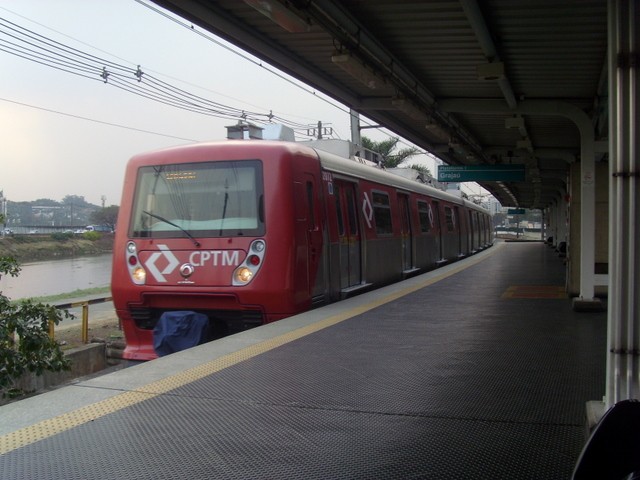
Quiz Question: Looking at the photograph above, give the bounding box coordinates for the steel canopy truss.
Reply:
[150,0,608,210]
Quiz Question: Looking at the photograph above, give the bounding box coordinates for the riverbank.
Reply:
[0,234,113,263]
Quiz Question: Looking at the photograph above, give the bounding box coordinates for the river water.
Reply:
[0,254,113,300]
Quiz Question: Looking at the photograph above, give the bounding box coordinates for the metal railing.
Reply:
[51,296,114,344]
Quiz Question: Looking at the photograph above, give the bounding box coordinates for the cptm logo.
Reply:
[143,245,242,282]
[145,244,179,282]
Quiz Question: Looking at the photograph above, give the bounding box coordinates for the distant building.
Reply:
[486,197,502,215]
[32,205,62,219]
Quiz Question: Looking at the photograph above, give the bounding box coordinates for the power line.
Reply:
[0,14,317,133]
[132,0,362,133]
[0,96,201,142]
[0,4,405,145]
[0,2,311,124]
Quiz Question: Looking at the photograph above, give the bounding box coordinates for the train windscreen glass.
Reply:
[130,160,264,238]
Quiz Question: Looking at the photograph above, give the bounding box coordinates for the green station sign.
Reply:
[508,208,526,215]
[437,164,525,182]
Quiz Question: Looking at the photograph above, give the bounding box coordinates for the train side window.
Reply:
[372,191,393,235]
[345,186,358,235]
[432,200,440,230]
[417,200,431,233]
[306,181,316,230]
[294,182,306,221]
[444,206,455,232]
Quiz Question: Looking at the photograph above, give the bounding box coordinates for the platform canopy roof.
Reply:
[151,0,608,208]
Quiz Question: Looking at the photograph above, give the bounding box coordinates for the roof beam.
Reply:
[459,0,518,109]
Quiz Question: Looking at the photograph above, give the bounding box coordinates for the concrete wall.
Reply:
[1,343,107,405]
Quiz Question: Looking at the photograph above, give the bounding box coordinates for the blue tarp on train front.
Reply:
[153,311,209,356]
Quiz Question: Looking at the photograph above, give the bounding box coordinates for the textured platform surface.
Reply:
[0,242,606,479]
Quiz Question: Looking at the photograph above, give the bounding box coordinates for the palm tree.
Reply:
[361,136,420,169]
[406,163,433,178]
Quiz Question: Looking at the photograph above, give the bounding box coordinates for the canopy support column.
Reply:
[605,0,640,408]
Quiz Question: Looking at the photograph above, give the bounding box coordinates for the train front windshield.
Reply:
[130,160,264,238]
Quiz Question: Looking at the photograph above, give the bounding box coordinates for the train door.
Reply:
[432,200,445,263]
[304,174,325,300]
[334,180,362,290]
[398,193,413,272]
[294,174,325,302]
[481,214,488,246]
[468,210,475,252]
[454,206,463,257]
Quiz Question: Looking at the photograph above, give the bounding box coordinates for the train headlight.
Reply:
[132,266,146,284]
[126,241,145,285]
[232,239,266,286]
[234,267,253,284]
[252,240,265,253]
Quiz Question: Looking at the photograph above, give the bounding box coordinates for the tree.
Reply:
[62,195,91,208]
[361,136,420,169]
[32,198,59,206]
[90,205,119,230]
[0,255,70,398]
[406,163,432,178]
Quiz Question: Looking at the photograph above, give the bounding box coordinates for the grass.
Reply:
[21,286,111,304]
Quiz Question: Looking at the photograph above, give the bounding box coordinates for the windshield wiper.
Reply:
[219,191,229,237]
[142,210,200,247]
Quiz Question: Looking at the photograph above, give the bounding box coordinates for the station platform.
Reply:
[0,241,606,479]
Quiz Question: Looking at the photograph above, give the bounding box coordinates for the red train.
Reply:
[111,139,493,360]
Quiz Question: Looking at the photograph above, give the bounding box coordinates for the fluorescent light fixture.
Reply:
[424,116,449,140]
[331,53,379,89]
[505,116,524,129]
[516,138,533,152]
[424,117,438,130]
[476,62,505,81]
[506,116,528,137]
[243,0,310,33]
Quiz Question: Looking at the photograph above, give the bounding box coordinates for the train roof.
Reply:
[311,146,489,214]
[129,139,490,215]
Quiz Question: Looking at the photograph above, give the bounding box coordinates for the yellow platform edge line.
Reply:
[0,244,501,455]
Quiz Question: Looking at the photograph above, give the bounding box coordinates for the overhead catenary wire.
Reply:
[0,14,318,134]
[0,2,294,125]
[132,1,344,124]
[0,96,201,142]
[0,5,407,144]
[0,17,262,120]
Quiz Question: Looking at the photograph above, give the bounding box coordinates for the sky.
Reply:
[0,0,484,207]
